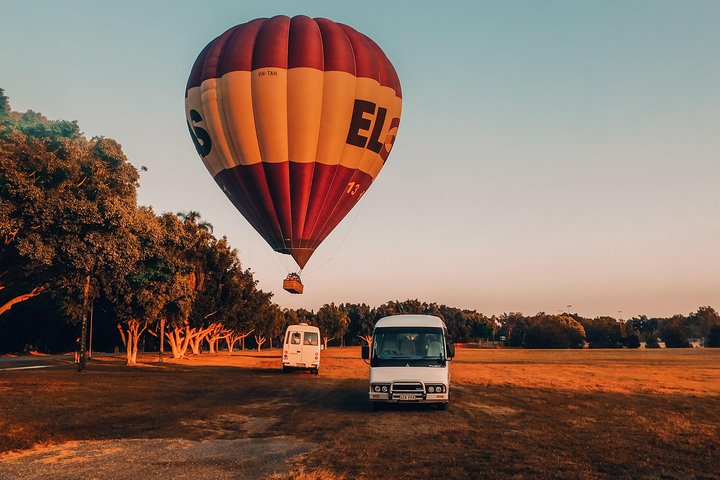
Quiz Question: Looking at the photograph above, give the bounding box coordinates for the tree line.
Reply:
[307,300,720,350]
[2,90,718,363]
[0,89,284,364]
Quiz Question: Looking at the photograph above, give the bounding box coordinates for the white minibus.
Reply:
[362,315,455,409]
[282,323,322,374]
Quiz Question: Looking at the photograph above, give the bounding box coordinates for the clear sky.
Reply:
[2,0,719,318]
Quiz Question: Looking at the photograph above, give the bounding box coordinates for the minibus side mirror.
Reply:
[446,343,455,360]
[361,345,369,360]
[321,344,325,351]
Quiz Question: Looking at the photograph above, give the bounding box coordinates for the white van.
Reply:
[282,323,322,374]
[362,315,455,409]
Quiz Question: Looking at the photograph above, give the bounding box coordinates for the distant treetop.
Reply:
[0,87,81,141]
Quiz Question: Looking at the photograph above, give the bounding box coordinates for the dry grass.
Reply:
[1,347,719,479]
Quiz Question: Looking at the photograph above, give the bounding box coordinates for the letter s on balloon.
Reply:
[187,109,212,157]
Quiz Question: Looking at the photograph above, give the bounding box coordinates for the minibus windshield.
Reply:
[371,327,446,367]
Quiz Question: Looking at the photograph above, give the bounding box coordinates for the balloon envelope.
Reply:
[185,15,402,268]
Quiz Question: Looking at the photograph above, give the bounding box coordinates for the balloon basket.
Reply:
[283,274,304,294]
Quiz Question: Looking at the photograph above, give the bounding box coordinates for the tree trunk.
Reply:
[223,329,254,355]
[205,323,224,354]
[166,323,193,359]
[189,326,213,355]
[123,319,147,366]
[207,336,218,353]
[254,334,266,352]
[189,334,202,355]
[159,318,166,362]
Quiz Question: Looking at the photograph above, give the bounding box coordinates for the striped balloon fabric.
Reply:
[185,15,402,269]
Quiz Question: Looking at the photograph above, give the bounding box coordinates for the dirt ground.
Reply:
[1,347,719,479]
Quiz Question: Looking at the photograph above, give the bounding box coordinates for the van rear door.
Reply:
[301,331,319,366]
[286,330,303,365]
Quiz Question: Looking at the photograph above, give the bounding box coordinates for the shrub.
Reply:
[707,326,720,348]
[625,334,640,349]
[523,314,586,349]
[662,318,690,348]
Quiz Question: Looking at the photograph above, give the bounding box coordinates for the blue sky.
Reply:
[2,1,719,317]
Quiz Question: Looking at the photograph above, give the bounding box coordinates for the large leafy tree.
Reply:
[523,313,586,349]
[341,302,374,346]
[104,208,166,365]
[687,306,720,343]
[1,93,139,319]
[314,303,349,348]
[253,303,285,351]
[581,316,624,348]
[661,315,691,348]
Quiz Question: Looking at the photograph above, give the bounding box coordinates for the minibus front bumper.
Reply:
[369,381,448,403]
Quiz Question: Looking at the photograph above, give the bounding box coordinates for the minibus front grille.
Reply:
[391,382,424,400]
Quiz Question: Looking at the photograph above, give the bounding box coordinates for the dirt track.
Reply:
[1,348,719,479]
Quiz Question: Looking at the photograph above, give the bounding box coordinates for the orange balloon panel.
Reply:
[185,15,402,268]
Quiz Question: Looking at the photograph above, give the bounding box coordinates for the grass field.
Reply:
[1,347,719,479]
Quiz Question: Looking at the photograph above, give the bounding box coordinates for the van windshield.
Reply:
[372,327,446,367]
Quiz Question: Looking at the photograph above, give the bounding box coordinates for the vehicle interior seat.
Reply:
[427,341,443,357]
[381,339,398,356]
[399,337,415,356]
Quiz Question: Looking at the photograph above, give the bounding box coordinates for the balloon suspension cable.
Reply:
[301,195,366,276]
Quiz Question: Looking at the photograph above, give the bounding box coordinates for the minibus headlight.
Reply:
[428,386,435,393]
[374,385,381,392]
[381,386,388,392]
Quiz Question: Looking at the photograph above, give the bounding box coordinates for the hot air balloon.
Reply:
[185,15,402,293]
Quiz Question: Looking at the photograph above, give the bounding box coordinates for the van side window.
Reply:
[304,332,319,346]
[291,332,302,345]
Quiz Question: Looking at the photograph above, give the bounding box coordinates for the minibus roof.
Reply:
[374,315,446,329]
[286,324,319,332]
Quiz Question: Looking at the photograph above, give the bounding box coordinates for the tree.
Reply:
[628,315,660,346]
[468,313,491,342]
[314,303,349,348]
[523,314,586,349]
[499,312,528,347]
[1,94,141,370]
[1,97,139,322]
[661,315,690,348]
[625,334,641,349]
[582,317,624,348]
[253,303,285,351]
[707,326,720,348]
[341,303,373,346]
[103,208,174,365]
[219,265,269,353]
[687,306,720,344]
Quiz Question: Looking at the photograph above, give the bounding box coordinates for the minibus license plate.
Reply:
[397,394,416,401]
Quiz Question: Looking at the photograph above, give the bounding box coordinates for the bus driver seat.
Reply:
[427,341,443,357]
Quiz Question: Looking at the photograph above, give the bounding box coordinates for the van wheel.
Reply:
[311,368,319,375]
[436,402,449,411]
[282,366,289,373]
